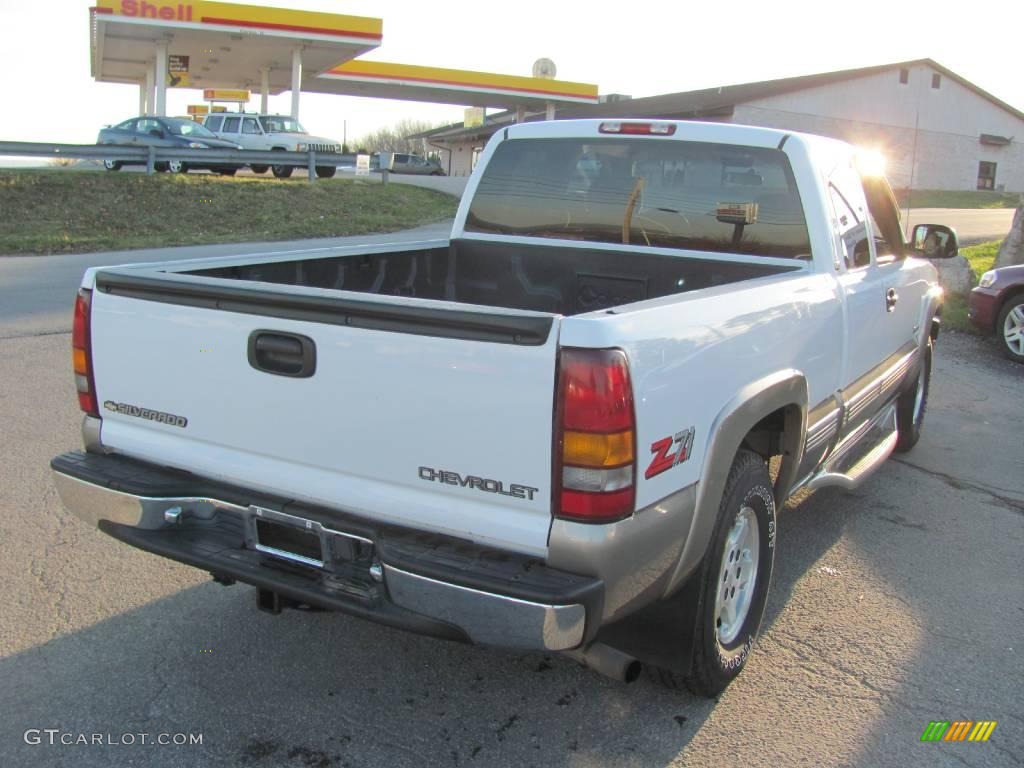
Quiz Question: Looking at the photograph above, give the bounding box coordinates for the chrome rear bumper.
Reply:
[51,458,594,652]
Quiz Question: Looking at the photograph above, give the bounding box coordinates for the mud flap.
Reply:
[592,561,705,674]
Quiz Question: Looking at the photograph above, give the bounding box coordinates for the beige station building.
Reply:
[419,59,1024,192]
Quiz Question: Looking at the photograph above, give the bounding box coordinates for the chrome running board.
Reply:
[804,403,899,492]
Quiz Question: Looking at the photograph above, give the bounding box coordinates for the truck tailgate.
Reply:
[87,271,560,557]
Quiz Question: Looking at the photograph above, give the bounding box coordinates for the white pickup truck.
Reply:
[53,119,949,696]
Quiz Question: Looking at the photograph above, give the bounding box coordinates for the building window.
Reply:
[931,73,941,89]
[977,161,997,190]
[899,68,909,85]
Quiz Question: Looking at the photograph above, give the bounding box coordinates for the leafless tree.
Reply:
[352,119,444,157]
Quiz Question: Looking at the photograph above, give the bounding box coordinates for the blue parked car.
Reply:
[97,116,244,175]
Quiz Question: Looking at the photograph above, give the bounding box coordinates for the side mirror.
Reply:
[911,224,959,259]
[149,129,164,138]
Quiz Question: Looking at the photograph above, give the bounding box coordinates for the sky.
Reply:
[0,0,1020,147]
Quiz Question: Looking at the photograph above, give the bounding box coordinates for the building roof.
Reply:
[419,58,1024,144]
[592,58,1024,123]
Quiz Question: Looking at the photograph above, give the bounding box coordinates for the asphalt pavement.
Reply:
[0,230,1021,767]
[899,207,1016,243]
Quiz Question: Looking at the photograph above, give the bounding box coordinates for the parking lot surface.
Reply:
[1,233,1021,767]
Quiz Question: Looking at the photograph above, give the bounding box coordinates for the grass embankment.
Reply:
[942,240,1000,332]
[0,170,457,255]
[893,189,1021,209]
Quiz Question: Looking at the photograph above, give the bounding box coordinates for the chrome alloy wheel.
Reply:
[1003,304,1024,357]
[715,505,760,645]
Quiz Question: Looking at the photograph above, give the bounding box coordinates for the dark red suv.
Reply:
[969,264,1024,363]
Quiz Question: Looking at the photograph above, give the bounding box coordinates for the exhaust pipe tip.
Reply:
[562,642,642,684]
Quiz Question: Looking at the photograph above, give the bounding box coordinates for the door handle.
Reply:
[247,331,316,378]
[885,288,899,313]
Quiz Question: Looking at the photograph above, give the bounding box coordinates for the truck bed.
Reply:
[186,238,800,316]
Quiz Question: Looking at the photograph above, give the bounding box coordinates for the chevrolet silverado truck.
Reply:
[52,120,949,696]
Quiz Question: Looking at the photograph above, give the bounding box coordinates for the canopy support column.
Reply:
[545,101,555,120]
[144,64,155,115]
[290,48,303,119]
[515,106,526,124]
[138,83,147,116]
[260,67,270,113]
[154,41,168,116]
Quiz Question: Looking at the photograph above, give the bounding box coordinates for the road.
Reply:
[0,232,1021,768]
[900,207,1015,243]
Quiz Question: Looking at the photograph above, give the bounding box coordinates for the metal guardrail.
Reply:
[0,141,359,181]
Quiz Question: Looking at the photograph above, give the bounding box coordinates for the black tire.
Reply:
[653,449,776,697]
[250,164,270,175]
[168,160,188,174]
[895,337,932,452]
[103,159,121,171]
[154,161,169,172]
[996,295,1024,364]
[315,165,337,179]
[271,149,293,179]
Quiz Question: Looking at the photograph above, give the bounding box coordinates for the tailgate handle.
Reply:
[248,331,316,378]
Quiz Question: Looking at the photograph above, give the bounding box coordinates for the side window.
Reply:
[861,175,905,264]
[136,118,159,135]
[222,117,241,133]
[242,118,260,135]
[828,163,871,269]
[205,116,223,132]
[116,119,136,131]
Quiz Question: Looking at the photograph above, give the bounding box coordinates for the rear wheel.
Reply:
[315,165,337,179]
[996,296,1024,363]
[103,159,121,171]
[250,164,269,174]
[167,160,188,174]
[653,449,776,697]
[895,338,932,452]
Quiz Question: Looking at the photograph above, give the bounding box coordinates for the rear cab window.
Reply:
[466,138,811,259]
[204,115,223,132]
[221,117,241,133]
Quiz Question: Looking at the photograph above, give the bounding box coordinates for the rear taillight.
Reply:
[72,289,99,418]
[554,348,636,523]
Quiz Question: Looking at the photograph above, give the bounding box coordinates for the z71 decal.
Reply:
[644,427,695,480]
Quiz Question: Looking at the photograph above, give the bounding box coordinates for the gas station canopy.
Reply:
[89,0,599,119]
[313,61,599,110]
[91,0,382,94]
